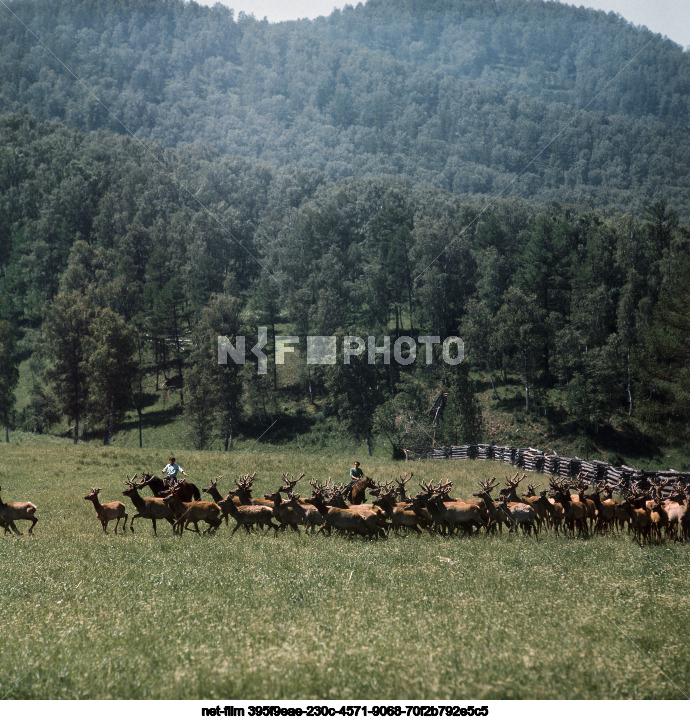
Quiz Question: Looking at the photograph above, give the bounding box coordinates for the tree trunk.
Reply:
[486,360,499,400]
[104,395,114,446]
[4,425,8,443]
[626,348,633,416]
[271,319,277,391]
[224,400,234,451]
[73,417,79,445]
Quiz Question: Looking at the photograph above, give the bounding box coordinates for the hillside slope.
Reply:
[1,0,689,215]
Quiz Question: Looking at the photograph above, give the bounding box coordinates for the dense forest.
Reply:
[0,0,689,460]
[2,0,690,214]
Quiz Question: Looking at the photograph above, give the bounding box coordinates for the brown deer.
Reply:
[0,486,38,535]
[284,490,324,534]
[84,487,127,534]
[161,481,222,535]
[618,485,651,546]
[202,476,242,526]
[549,478,588,538]
[223,495,280,536]
[586,482,617,535]
[264,489,303,533]
[122,475,176,535]
[230,472,277,508]
[371,486,426,535]
[472,478,509,534]
[394,472,414,503]
[418,481,484,536]
[305,483,383,539]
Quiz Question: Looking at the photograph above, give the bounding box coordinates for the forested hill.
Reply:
[2,0,690,216]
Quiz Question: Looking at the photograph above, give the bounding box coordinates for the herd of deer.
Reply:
[3,471,689,545]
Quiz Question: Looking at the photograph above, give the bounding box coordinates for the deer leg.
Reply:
[130,514,141,532]
[101,519,108,534]
[6,520,21,535]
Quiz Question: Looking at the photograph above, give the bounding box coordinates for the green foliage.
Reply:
[1,1,690,215]
[0,319,19,437]
[438,363,483,445]
[1,0,690,452]
[638,256,690,443]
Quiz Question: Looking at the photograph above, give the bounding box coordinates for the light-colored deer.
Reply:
[84,487,127,534]
[0,486,38,535]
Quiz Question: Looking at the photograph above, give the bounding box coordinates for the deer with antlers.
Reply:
[122,475,177,535]
[418,480,485,536]
[549,478,589,539]
[371,483,427,535]
[84,487,127,534]
[161,480,223,535]
[305,481,384,539]
[230,472,277,508]
[472,478,509,534]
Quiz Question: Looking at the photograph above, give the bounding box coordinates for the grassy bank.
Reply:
[0,442,688,699]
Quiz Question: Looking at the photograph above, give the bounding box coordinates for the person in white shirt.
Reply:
[162,456,187,487]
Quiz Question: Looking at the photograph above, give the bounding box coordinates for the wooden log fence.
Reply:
[402,443,690,495]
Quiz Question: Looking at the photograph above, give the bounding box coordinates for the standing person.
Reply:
[345,461,363,496]
[162,456,187,488]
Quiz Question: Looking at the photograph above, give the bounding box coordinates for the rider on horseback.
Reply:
[162,457,187,489]
[344,461,363,496]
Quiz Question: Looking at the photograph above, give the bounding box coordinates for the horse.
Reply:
[139,473,201,502]
[347,475,376,505]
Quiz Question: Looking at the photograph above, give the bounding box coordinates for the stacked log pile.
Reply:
[414,443,689,493]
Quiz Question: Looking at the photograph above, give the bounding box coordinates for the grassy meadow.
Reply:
[0,439,689,700]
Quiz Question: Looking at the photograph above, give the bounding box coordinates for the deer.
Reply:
[573,476,597,533]
[202,475,244,526]
[284,490,324,534]
[325,481,388,529]
[84,487,127,534]
[0,486,38,535]
[472,478,509,534]
[495,498,539,537]
[521,482,553,534]
[538,489,564,536]
[430,479,491,529]
[371,485,426,535]
[417,481,484,536]
[305,483,383,539]
[662,482,688,542]
[264,489,303,533]
[394,472,414,503]
[161,481,223,535]
[222,494,280,536]
[122,475,177,535]
[646,480,669,545]
[549,478,589,538]
[230,472,277,508]
[618,485,651,546]
[585,481,617,535]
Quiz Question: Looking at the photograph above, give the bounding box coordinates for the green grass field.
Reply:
[1,441,689,700]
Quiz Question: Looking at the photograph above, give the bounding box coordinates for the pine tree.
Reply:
[438,363,483,445]
[0,319,19,442]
